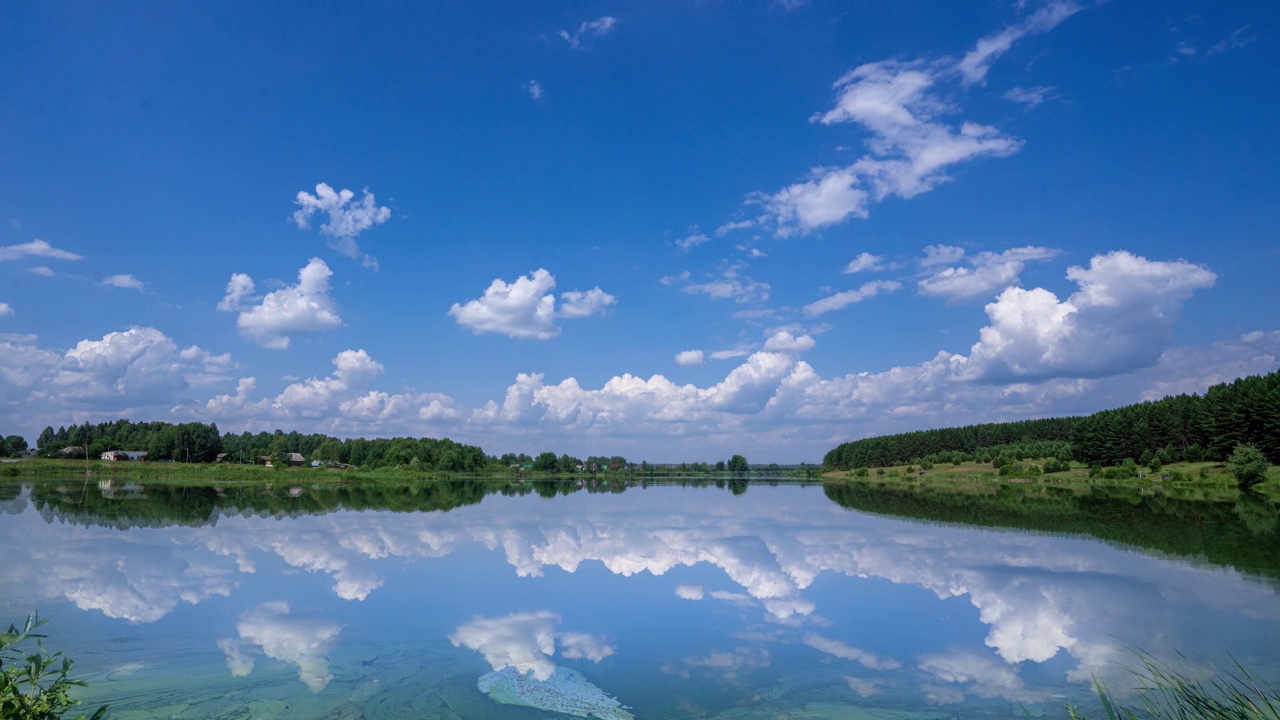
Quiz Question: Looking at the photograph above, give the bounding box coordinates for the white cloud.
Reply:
[760,59,1022,236]
[957,1,1083,86]
[803,280,901,316]
[676,231,711,251]
[31,327,230,411]
[675,350,705,367]
[917,246,1059,303]
[752,3,1088,237]
[221,602,341,692]
[963,251,1217,381]
[28,266,55,277]
[291,183,391,269]
[761,167,870,235]
[272,349,385,419]
[102,274,144,291]
[663,262,770,304]
[186,348,463,435]
[0,302,11,317]
[675,584,705,600]
[223,258,342,349]
[919,648,1041,703]
[0,239,82,262]
[710,349,752,361]
[802,634,900,670]
[449,269,615,339]
[843,252,885,274]
[449,611,612,681]
[1003,86,1054,108]
[715,220,755,237]
[560,287,617,318]
[763,331,816,353]
[217,273,255,312]
[920,244,967,267]
[525,79,544,102]
[558,16,618,50]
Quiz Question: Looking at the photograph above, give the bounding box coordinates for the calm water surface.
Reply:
[2,480,1278,719]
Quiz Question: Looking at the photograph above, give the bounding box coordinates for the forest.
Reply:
[823,369,1280,471]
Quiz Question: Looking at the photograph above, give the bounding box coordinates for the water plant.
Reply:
[1,614,107,719]
[1069,652,1279,719]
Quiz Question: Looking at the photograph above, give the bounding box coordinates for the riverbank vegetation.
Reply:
[824,370,1279,492]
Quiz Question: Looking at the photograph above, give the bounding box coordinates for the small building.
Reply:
[101,451,127,461]
[287,452,306,467]
[215,453,229,463]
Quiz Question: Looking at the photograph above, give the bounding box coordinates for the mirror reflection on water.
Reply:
[2,479,1278,719]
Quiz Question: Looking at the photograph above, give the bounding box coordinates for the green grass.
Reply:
[1069,653,1280,720]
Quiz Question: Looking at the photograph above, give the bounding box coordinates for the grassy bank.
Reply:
[822,458,1280,498]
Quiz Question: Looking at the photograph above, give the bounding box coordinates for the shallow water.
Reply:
[2,480,1278,719]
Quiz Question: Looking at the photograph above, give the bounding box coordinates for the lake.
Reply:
[2,479,1278,719]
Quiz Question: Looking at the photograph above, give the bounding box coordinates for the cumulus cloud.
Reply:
[449,269,615,339]
[558,16,618,50]
[217,273,255,312]
[220,602,341,692]
[843,252,886,274]
[917,245,1059,303]
[449,611,613,681]
[675,350,705,367]
[675,584,705,600]
[962,251,1216,381]
[28,266,55,277]
[957,1,1083,85]
[0,302,12,317]
[763,330,816,353]
[102,274,145,291]
[803,280,901,316]
[7,324,234,418]
[291,183,391,269]
[186,348,462,435]
[662,262,770,304]
[0,239,82,262]
[221,258,342,349]
[26,327,233,412]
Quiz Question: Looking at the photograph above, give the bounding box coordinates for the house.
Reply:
[101,451,127,461]
[215,453,229,463]
[287,452,305,467]
[121,451,148,461]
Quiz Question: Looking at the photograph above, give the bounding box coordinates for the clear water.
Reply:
[2,480,1279,719]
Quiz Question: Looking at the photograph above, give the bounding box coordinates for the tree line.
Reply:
[824,369,1280,471]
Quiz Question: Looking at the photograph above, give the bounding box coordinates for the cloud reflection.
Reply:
[449,610,614,681]
[218,601,341,692]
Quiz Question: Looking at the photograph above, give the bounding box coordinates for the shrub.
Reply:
[1226,444,1270,490]
[1,614,107,720]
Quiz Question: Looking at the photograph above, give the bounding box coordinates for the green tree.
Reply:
[532,452,558,471]
[1226,444,1270,490]
[4,435,28,456]
[727,455,748,474]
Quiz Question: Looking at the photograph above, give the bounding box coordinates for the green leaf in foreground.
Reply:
[1,613,108,719]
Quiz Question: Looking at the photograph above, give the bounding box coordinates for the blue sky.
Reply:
[2,1,1277,462]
